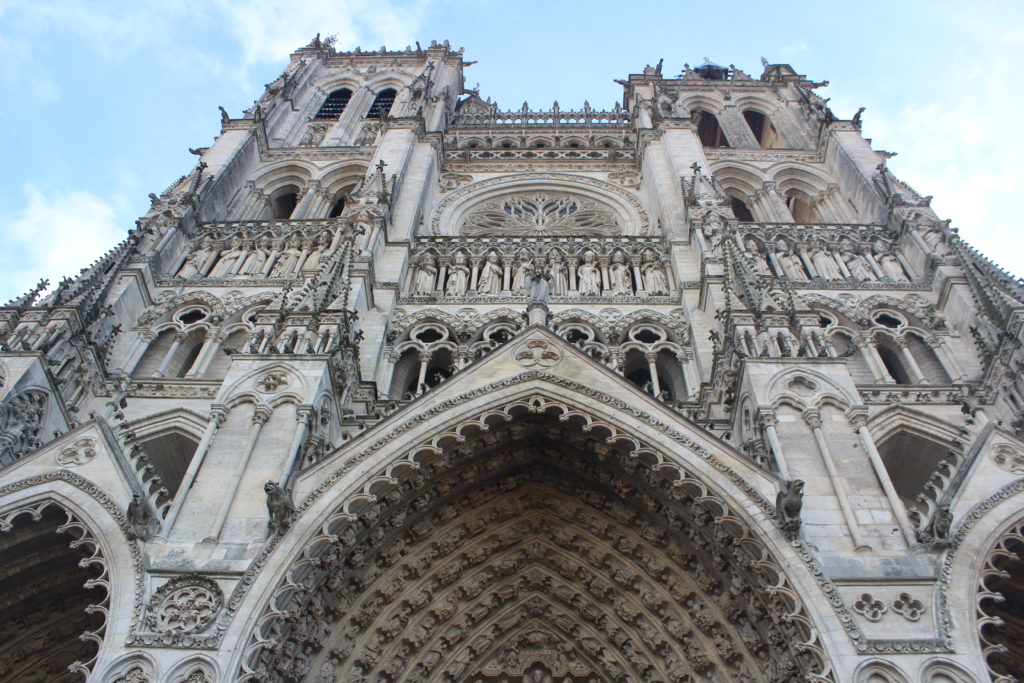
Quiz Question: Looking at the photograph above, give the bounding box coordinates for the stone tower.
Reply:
[1,37,1022,682]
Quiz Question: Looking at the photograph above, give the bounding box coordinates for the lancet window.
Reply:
[314,88,353,120]
[270,185,299,219]
[742,109,785,148]
[130,302,272,381]
[730,195,755,222]
[784,189,816,223]
[693,109,730,148]
[365,88,397,119]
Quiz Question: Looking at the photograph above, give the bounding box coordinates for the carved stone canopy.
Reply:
[460,192,620,236]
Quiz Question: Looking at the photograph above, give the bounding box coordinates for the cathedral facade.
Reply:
[1,37,1023,682]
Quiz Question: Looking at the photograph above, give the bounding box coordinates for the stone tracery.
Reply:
[460,192,620,236]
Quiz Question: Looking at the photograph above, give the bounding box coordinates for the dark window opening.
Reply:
[694,110,730,148]
[877,343,912,385]
[413,328,444,344]
[178,310,206,325]
[875,313,902,329]
[742,109,783,148]
[314,88,353,120]
[366,88,397,119]
[175,342,203,378]
[272,191,298,219]
[730,195,755,221]
[328,196,346,218]
[785,190,817,223]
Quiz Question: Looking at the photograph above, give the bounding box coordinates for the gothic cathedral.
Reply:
[1,37,1023,683]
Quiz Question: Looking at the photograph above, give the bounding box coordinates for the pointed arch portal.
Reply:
[237,374,836,682]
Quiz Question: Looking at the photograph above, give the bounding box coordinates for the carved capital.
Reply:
[252,404,274,426]
[802,409,822,429]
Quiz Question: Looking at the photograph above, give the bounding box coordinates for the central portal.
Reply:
[247,397,832,682]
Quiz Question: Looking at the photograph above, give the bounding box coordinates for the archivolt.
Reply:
[235,392,835,681]
[0,498,112,678]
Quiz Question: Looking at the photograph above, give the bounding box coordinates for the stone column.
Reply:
[190,331,226,377]
[153,332,187,378]
[164,405,227,534]
[416,351,431,394]
[469,258,481,292]
[896,338,927,384]
[759,410,791,479]
[632,263,646,295]
[857,336,892,383]
[212,404,272,540]
[762,182,793,222]
[849,410,917,546]
[929,336,962,381]
[804,409,869,550]
[645,352,662,398]
[281,405,313,487]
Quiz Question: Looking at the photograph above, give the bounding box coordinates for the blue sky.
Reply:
[1,0,1022,300]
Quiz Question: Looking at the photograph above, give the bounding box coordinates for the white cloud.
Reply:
[213,0,432,70]
[835,21,1024,276]
[1,185,127,302]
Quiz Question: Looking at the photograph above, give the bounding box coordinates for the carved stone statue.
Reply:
[511,254,533,293]
[608,251,633,295]
[922,228,949,256]
[126,492,158,541]
[0,390,46,465]
[842,249,875,281]
[412,253,438,296]
[176,237,215,279]
[547,252,569,296]
[877,248,909,282]
[774,239,807,280]
[445,252,470,296]
[640,248,669,295]
[209,236,246,277]
[703,224,723,255]
[239,236,272,276]
[301,232,330,272]
[477,252,502,295]
[916,504,953,546]
[775,479,805,541]
[270,236,304,278]
[810,242,841,280]
[265,481,295,533]
[577,251,601,296]
[743,239,770,276]
[529,270,550,306]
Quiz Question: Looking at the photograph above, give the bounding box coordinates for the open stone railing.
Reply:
[453,102,630,128]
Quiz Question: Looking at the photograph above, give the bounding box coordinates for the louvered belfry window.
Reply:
[365,88,397,119]
[314,88,353,120]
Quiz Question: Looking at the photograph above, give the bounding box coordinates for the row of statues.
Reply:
[411,248,671,298]
[740,237,910,282]
[175,232,333,280]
